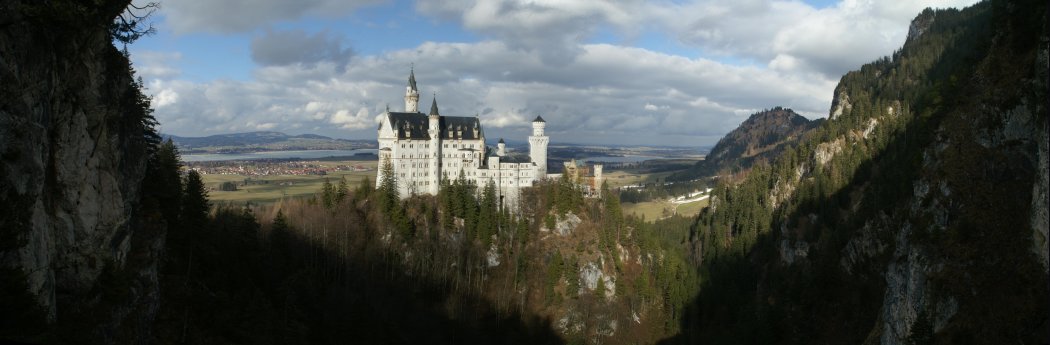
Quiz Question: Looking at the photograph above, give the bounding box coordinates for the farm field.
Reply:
[600,158,700,188]
[199,160,377,204]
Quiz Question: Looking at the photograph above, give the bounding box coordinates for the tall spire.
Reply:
[408,64,418,91]
[429,94,440,116]
[405,65,420,112]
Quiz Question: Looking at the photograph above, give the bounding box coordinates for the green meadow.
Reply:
[200,160,378,205]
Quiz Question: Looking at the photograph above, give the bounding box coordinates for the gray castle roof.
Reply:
[429,97,440,116]
[408,68,417,91]
[387,112,482,140]
[533,115,545,123]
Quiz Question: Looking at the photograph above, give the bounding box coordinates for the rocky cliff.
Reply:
[678,1,1048,344]
[0,0,161,342]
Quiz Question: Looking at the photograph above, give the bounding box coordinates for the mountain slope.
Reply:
[669,1,1048,344]
[671,107,819,181]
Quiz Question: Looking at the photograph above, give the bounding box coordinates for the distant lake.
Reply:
[581,155,663,163]
[182,149,377,162]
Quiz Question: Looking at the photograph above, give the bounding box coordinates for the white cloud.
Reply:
[153,88,178,108]
[133,51,181,80]
[146,40,839,145]
[137,0,984,146]
[655,0,981,78]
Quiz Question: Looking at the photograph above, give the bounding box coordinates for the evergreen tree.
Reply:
[378,156,399,214]
[181,170,210,237]
[594,275,606,300]
[336,176,349,204]
[356,176,372,199]
[477,181,497,246]
[321,178,335,209]
[144,139,183,228]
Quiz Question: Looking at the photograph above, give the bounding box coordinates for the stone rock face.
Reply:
[1031,40,1049,272]
[0,0,160,341]
[554,212,582,236]
[829,89,852,120]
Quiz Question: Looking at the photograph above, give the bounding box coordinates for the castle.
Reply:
[376,69,549,206]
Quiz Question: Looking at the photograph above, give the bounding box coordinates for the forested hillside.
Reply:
[670,107,820,182]
[142,154,703,344]
[667,1,1048,344]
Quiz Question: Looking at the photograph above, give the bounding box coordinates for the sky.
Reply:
[128,0,981,147]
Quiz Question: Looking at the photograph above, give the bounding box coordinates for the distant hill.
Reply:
[162,131,375,154]
[671,107,820,180]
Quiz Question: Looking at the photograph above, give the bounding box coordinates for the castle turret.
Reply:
[497,138,506,156]
[529,115,549,178]
[405,68,420,112]
[427,96,441,194]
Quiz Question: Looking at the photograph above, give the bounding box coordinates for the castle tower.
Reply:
[405,68,420,112]
[497,138,506,156]
[529,115,549,178]
[427,96,441,194]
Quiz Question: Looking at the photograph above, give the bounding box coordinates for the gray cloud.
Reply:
[416,0,645,65]
[250,29,354,71]
[165,0,384,33]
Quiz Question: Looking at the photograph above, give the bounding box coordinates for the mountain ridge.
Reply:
[671,106,820,181]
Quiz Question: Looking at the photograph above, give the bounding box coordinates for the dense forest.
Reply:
[136,145,703,344]
[667,1,1048,343]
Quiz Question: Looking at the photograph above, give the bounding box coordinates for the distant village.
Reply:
[186,160,372,177]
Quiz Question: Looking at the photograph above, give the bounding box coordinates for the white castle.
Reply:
[376,69,549,206]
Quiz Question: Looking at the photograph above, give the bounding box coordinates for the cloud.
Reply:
[250,29,354,71]
[133,51,181,80]
[416,0,645,65]
[416,0,979,78]
[164,0,385,33]
[146,40,837,145]
[139,0,983,146]
[656,0,981,78]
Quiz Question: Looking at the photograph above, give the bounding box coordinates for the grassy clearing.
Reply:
[622,201,674,221]
[200,160,377,205]
[675,198,709,218]
[622,198,709,222]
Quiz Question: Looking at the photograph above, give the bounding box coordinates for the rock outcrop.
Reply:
[0,0,161,341]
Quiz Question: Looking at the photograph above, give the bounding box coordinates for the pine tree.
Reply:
[145,139,183,228]
[321,178,335,209]
[594,275,606,300]
[378,156,399,214]
[181,170,210,238]
[356,176,372,199]
[336,176,349,204]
